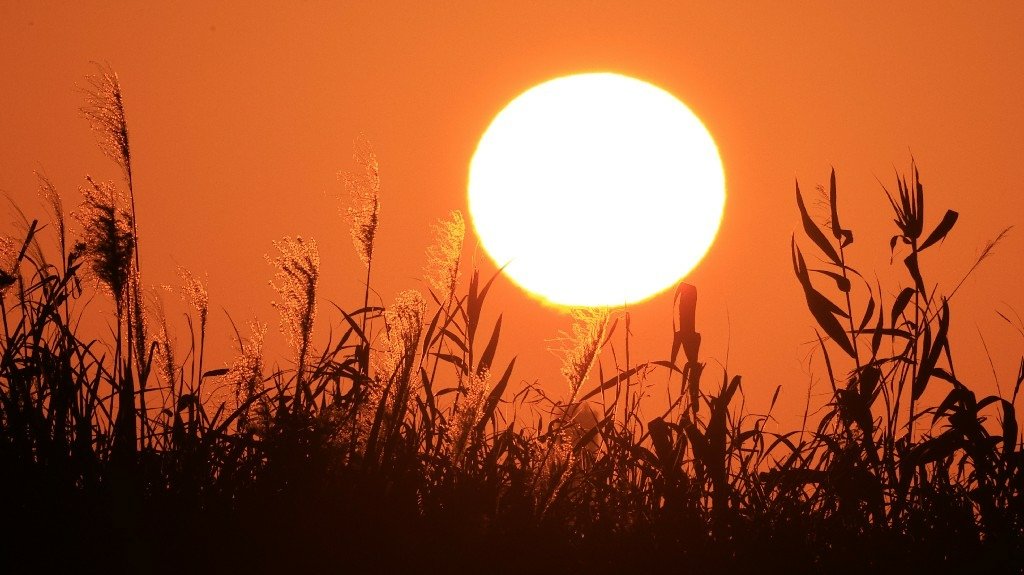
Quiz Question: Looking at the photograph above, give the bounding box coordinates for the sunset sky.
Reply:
[2,2,1023,428]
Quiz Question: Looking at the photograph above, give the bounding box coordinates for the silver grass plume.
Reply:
[560,308,610,402]
[425,210,465,303]
[129,267,148,376]
[340,134,380,268]
[81,63,132,186]
[36,172,67,261]
[178,267,209,334]
[370,289,426,447]
[228,321,267,432]
[150,292,177,388]
[0,236,18,294]
[73,177,134,305]
[450,368,490,464]
[267,236,320,379]
[377,289,426,386]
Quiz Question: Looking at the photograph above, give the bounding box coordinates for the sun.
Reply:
[468,72,726,308]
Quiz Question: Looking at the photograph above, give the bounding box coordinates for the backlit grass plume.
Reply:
[81,64,132,187]
[341,134,380,269]
[151,294,177,388]
[73,176,134,304]
[0,236,18,293]
[377,289,426,385]
[178,267,209,333]
[364,289,426,463]
[450,368,490,463]
[560,307,610,402]
[268,236,319,408]
[36,172,67,263]
[425,209,465,303]
[228,320,267,431]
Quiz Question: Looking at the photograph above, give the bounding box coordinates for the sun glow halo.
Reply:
[468,73,725,307]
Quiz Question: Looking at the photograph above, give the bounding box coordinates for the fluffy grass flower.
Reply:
[449,368,490,463]
[36,172,66,260]
[377,289,426,384]
[267,236,319,369]
[227,320,267,431]
[150,293,177,388]
[73,176,134,304]
[425,210,465,303]
[340,134,380,268]
[0,236,19,294]
[559,308,610,401]
[178,266,209,332]
[81,64,132,186]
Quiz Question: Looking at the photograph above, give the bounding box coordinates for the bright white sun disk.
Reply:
[468,73,725,307]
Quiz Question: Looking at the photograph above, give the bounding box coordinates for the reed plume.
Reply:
[178,266,209,399]
[0,236,18,294]
[450,368,489,463]
[151,293,177,388]
[36,172,67,262]
[178,267,209,333]
[268,236,319,408]
[228,320,267,431]
[365,289,426,462]
[378,289,426,386]
[559,308,610,402]
[340,134,380,269]
[73,177,134,305]
[425,209,465,304]
[81,64,132,188]
[129,269,148,375]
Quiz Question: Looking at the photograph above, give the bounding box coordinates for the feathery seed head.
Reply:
[36,173,66,256]
[425,210,465,302]
[178,267,209,330]
[450,368,490,462]
[81,64,132,184]
[73,176,134,302]
[267,236,320,362]
[559,308,610,398]
[150,295,176,387]
[377,289,426,383]
[340,134,380,268]
[0,236,18,294]
[129,269,148,372]
[228,320,267,429]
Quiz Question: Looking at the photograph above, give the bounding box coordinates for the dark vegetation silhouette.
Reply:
[1,67,1022,574]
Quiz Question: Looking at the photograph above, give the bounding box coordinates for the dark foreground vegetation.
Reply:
[2,68,1022,574]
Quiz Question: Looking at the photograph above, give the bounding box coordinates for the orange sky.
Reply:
[2,2,1023,430]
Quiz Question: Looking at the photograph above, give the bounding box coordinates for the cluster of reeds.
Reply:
[0,69,1021,572]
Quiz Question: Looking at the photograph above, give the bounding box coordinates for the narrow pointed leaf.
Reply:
[891,288,916,326]
[474,357,515,435]
[858,294,876,332]
[828,168,854,247]
[811,268,851,292]
[1001,399,1018,454]
[578,363,650,403]
[913,300,949,401]
[919,209,958,251]
[807,290,856,357]
[434,352,467,373]
[796,181,842,266]
[871,294,884,357]
[476,315,502,376]
[904,252,925,294]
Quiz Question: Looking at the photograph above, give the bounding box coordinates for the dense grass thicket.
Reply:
[2,67,1022,573]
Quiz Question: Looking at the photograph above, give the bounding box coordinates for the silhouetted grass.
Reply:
[1,68,1022,574]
